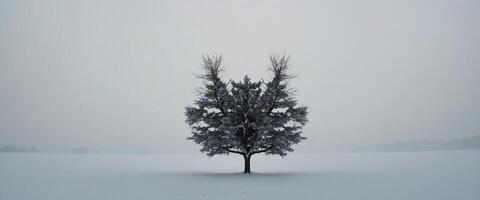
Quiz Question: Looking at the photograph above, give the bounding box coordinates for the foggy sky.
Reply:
[1,0,479,153]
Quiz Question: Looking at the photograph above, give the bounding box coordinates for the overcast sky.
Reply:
[1,0,479,153]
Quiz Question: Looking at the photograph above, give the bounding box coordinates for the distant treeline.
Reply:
[354,135,480,152]
[0,145,38,153]
[0,145,89,154]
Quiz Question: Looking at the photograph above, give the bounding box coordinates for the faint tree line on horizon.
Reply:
[354,135,480,152]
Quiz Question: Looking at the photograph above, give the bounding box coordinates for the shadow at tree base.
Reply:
[180,171,323,178]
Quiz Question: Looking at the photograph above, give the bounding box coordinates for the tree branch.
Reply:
[214,94,227,115]
[265,97,277,115]
[250,146,274,155]
[222,147,244,155]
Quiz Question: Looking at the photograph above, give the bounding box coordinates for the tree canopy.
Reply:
[185,55,308,173]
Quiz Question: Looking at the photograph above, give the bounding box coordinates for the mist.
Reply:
[1,0,479,154]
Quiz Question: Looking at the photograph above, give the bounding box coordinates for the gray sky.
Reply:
[1,0,479,153]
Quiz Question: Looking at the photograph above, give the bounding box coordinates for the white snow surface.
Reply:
[1,150,479,200]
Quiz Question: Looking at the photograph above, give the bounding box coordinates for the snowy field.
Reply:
[1,150,479,200]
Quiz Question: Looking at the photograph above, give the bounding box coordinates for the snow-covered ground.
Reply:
[1,150,479,200]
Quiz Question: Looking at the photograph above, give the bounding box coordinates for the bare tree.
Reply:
[185,55,308,173]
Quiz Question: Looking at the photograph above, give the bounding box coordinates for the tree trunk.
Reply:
[243,155,251,173]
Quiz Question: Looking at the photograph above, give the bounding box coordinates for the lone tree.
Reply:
[185,55,308,173]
